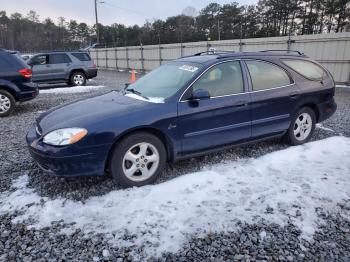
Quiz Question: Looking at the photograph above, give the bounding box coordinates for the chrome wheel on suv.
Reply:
[70,72,86,86]
[0,90,15,117]
[285,107,316,145]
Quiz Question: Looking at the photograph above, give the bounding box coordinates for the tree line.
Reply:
[0,0,349,52]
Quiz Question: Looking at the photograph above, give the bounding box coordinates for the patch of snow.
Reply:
[336,85,350,88]
[1,137,350,257]
[125,93,164,103]
[39,85,105,94]
[316,123,335,132]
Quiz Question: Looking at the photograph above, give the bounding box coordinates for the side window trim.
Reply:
[179,59,247,102]
[243,59,295,92]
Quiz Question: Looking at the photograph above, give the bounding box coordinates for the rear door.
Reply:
[177,60,252,154]
[244,59,299,137]
[48,53,72,80]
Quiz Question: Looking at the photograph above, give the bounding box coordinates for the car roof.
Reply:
[33,51,88,56]
[176,50,308,64]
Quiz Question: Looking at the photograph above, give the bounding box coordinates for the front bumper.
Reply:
[26,124,110,177]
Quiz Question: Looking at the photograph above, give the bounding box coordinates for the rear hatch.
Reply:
[0,50,32,83]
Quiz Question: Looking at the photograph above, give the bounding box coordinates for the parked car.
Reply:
[27,51,97,86]
[0,49,38,117]
[26,50,337,187]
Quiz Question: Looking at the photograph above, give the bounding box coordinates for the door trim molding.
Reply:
[184,121,251,138]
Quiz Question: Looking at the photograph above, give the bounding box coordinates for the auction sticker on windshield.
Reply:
[179,65,199,73]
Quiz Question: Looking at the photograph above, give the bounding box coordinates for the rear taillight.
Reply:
[18,68,32,78]
[92,60,96,68]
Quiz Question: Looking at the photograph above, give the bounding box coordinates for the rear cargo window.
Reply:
[72,53,91,61]
[0,55,11,69]
[281,59,325,80]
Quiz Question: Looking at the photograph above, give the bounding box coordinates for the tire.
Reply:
[284,107,316,145]
[70,71,86,86]
[0,90,15,117]
[109,132,167,187]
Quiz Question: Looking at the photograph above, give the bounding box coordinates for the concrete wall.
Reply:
[90,32,350,84]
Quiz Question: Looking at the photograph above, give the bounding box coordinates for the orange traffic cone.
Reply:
[130,69,136,83]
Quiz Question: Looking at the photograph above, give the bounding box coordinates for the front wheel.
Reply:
[0,90,15,117]
[109,132,167,187]
[284,107,316,145]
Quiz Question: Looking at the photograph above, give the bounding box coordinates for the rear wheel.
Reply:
[70,71,86,86]
[109,132,166,187]
[0,90,15,117]
[284,107,316,145]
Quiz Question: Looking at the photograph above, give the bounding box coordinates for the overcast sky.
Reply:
[1,0,257,26]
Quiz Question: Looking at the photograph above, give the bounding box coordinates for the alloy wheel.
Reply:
[122,142,160,182]
[0,94,11,113]
[293,112,312,141]
[73,74,84,86]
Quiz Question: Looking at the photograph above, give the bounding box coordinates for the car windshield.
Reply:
[125,62,202,101]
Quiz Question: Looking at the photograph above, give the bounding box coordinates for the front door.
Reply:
[48,53,72,80]
[177,61,252,154]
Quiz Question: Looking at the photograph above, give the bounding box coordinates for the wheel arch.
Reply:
[0,85,18,101]
[69,69,87,80]
[298,103,320,122]
[104,127,175,173]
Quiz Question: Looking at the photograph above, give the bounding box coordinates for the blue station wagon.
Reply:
[26,50,337,187]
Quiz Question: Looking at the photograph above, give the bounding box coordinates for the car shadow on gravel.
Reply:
[25,128,336,202]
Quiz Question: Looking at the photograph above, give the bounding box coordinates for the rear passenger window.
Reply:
[49,54,72,64]
[246,60,292,91]
[72,53,91,61]
[281,59,325,80]
[193,61,244,97]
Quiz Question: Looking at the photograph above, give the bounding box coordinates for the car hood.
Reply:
[37,91,157,133]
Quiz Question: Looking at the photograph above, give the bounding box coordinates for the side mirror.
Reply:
[191,89,210,100]
[124,83,130,89]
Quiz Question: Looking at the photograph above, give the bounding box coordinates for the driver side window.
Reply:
[192,61,244,97]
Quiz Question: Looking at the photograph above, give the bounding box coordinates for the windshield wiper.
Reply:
[125,88,149,100]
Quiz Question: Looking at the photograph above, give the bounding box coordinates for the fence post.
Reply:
[140,45,145,72]
[115,48,118,70]
[180,43,184,57]
[348,60,350,85]
[96,49,99,67]
[105,49,108,69]
[126,47,129,70]
[159,44,162,66]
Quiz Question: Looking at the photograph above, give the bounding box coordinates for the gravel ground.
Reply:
[0,70,349,261]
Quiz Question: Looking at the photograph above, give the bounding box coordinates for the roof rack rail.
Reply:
[193,49,235,56]
[259,50,304,55]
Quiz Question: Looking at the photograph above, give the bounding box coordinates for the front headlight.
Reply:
[43,128,88,146]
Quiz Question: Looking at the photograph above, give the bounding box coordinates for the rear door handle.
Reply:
[234,101,249,107]
[289,92,300,99]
